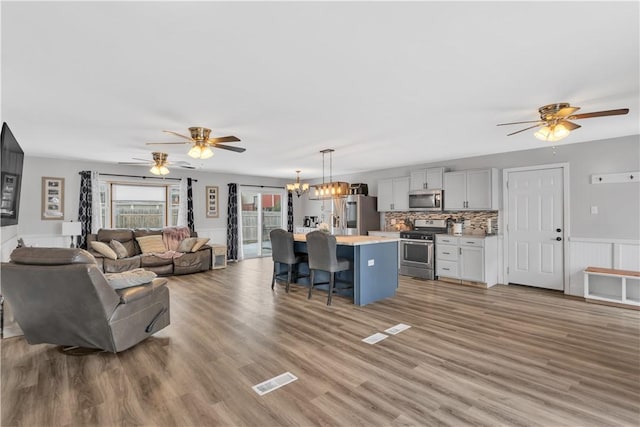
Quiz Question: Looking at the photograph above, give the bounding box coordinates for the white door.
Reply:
[507,168,564,290]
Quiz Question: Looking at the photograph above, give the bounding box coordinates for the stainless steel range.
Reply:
[399,219,447,280]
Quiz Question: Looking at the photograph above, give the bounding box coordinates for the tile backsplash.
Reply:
[384,211,499,234]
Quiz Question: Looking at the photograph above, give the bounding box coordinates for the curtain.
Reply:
[227,183,239,261]
[77,171,92,249]
[177,178,188,227]
[186,178,195,233]
[287,191,294,232]
[90,171,102,234]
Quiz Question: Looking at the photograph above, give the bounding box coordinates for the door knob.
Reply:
[556,228,562,232]
[556,237,562,241]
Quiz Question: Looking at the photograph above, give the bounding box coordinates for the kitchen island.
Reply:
[292,234,399,306]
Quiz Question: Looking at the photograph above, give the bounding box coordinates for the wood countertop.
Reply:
[293,233,399,246]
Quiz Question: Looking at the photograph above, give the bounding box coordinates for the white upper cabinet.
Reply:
[443,168,498,210]
[409,167,445,191]
[377,177,410,212]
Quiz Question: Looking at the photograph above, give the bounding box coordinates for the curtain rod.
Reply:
[239,184,284,189]
[86,172,197,182]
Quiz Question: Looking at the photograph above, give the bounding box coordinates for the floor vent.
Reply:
[252,372,298,396]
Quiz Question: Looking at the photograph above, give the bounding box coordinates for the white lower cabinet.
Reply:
[436,235,498,287]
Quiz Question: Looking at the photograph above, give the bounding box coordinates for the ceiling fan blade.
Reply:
[178,165,196,170]
[131,157,152,162]
[162,130,194,141]
[171,160,193,166]
[506,123,544,136]
[555,107,580,118]
[568,108,629,120]
[213,144,246,153]
[206,136,241,144]
[559,120,581,131]
[145,141,190,145]
[497,120,544,126]
[118,162,149,165]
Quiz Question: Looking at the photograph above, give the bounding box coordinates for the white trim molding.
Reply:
[502,163,571,292]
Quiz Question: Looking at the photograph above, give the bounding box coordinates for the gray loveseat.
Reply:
[87,228,212,275]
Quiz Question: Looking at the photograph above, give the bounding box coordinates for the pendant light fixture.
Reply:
[286,170,310,197]
[312,149,349,199]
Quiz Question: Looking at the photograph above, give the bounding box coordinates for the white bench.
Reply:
[584,267,640,309]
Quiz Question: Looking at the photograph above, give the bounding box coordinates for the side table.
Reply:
[210,244,227,269]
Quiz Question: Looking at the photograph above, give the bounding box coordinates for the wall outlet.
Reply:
[368,259,375,266]
[591,205,598,215]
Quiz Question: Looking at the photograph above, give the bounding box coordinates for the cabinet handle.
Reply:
[556,237,562,241]
[442,267,450,271]
[465,241,475,245]
[556,228,562,232]
[459,247,462,255]
[443,251,450,255]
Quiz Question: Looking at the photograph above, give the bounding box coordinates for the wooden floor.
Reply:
[2,257,639,426]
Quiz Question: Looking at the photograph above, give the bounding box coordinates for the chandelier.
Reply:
[312,149,349,199]
[286,170,310,197]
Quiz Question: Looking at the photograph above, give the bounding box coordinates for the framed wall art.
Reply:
[206,186,219,218]
[41,177,65,220]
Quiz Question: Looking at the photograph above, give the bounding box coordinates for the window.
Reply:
[100,182,180,228]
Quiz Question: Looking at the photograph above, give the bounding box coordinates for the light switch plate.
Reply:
[368,259,375,266]
[591,206,598,215]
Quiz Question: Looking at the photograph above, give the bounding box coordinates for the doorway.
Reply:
[504,164,569,291]
[240,188,285,258]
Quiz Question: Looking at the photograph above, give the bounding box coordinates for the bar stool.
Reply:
[306,231,352,305]
[270,229,308,293]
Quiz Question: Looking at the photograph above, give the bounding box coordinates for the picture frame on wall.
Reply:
[41,177,65,220]
[1,172,19,219]
[206,186,218,218]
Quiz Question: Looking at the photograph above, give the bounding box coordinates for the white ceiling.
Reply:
[2,1,639,180]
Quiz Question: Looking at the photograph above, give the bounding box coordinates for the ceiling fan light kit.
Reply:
[149,152,170,175]
[498,103,629,141]
[287,170,310,197]
[534,123,570,142]
[188,143,214,159]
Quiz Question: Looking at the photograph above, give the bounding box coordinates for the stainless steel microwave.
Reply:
[408,189,443,211]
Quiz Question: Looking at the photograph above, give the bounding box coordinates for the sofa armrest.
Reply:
[115,278,168,304]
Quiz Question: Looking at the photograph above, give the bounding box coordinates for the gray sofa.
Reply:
[1,247,170,353]
[87,228,212,275]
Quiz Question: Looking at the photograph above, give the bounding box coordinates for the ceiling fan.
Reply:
[119,152,195,176]
[497,103,629,142]
[146,127,245,159]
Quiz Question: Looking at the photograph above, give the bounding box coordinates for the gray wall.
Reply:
[8,135,640,242]
[302,135,640,240]
[15,156,296,236]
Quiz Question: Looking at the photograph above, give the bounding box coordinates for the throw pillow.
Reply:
[90,241,118,260]
[136,235,166,254]
[105,268,157,290]
[110,240,129,259]
[191,237,210,252]
[177,237,198,253]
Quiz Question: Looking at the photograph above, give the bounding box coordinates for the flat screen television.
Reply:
[1,123,24,227]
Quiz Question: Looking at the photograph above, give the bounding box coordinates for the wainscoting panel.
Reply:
[568,238,639,297]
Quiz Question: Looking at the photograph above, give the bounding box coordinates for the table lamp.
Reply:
[62,221,82,248]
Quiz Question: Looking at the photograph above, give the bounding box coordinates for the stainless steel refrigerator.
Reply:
[344,195,379,236]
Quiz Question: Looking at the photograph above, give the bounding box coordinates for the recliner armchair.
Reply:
[1,247,170,353]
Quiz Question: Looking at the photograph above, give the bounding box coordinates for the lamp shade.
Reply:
[62,221,82,236]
